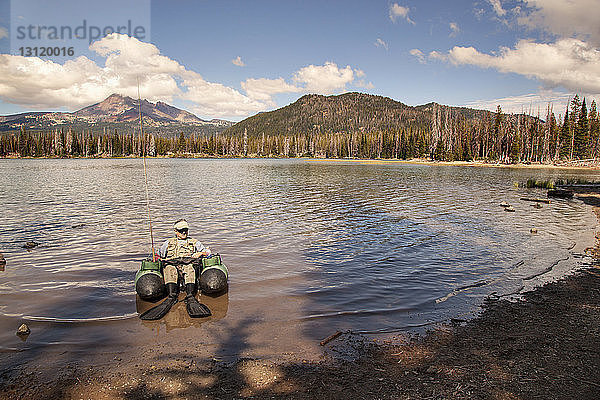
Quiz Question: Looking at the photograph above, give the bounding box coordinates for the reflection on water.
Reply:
[136,291,229,331]
[0,158,598,359]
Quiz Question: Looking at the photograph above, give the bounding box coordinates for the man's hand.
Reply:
[192,251,209,258]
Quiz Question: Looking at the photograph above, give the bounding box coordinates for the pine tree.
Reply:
[559,109,571,159]
[589,100,599,160]
[178,132,185,152]
[575,98,589,158]
[492,105,503,161]
[569,95,580,160]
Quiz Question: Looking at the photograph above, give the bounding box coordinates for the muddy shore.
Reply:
[1,194,599,399]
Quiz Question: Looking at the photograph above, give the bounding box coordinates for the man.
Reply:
[158,218,211,286]
[139,219,211,320]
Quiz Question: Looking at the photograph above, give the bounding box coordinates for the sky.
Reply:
[0,0,599,121]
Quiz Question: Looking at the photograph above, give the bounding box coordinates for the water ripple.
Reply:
[0,158,599,344]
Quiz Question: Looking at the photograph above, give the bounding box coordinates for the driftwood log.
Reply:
[520,198,551,204]
[320,331,342,346]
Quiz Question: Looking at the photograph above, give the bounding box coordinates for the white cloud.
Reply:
[461,91,574,116]
[389,3,414,24]
[355,80,374,90]
[0,34,370,118]
[241,78,300,104]
[232,56,245,67]
[517,0,600,46]
[181,71,266,117]
[430,0,600,102]
[438,39,600,95]
[0,34,266,116]
[375,38,388,50]
[0,26,8,40]
[293,62,355,94]
[488,0,506,17]
[449,22,460,37]
[428,50,447,61]
[410,48,426,64]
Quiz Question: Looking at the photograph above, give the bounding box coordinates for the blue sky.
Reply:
[0,0,598,120]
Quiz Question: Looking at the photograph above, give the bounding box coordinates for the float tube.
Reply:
[198,254,229,294]
[135,259,165,301]
[135,254,228,301]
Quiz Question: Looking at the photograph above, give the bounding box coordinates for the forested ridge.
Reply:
[1,92,598,164]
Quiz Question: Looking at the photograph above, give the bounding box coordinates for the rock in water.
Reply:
[16,323,30,336]
[505,206,516,212]
[530,228,538,234]
[500,201,510,207]
[532,203,543,209]
[0,253,5,271]
[22,241,39,249]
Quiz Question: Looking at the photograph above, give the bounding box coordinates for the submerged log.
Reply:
[521,197,551,204]
[547,189,574,199]
[22,241,39,250]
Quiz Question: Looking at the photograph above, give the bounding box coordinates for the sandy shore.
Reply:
[1,192,599,399]
[307,157,600,171]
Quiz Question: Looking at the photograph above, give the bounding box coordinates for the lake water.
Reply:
[0,158,598,365]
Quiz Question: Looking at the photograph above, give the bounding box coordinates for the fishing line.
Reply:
[138,79,156,260]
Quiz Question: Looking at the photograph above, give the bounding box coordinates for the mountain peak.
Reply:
[73,94,206,125]
[0,94,234,133]
[106,93,125,99]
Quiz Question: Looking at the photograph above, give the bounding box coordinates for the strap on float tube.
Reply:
[138,79,157,261]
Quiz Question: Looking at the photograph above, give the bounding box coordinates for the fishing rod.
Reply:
[138,79,157,261]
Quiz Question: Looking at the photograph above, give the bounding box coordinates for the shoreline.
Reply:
[1,194,599,399]
[307,157,600,171]
[2,155,600,171]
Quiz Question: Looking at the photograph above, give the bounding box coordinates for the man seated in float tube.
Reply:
[139,219,211,320]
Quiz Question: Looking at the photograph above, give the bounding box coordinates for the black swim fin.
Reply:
[139,296,177,320]
[185,295,211,318]
[139,283,178,321]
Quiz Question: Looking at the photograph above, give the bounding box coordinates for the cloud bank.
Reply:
[0,34,370,118]
[517,0,600,46]
[414,0,600,99]
[440,39,600,94]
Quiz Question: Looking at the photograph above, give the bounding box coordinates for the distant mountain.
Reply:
[0,94,234,135]
[225,92,495,137]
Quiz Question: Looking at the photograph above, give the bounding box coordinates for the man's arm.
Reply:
[157,240,169,259]
[192,241,211,257]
